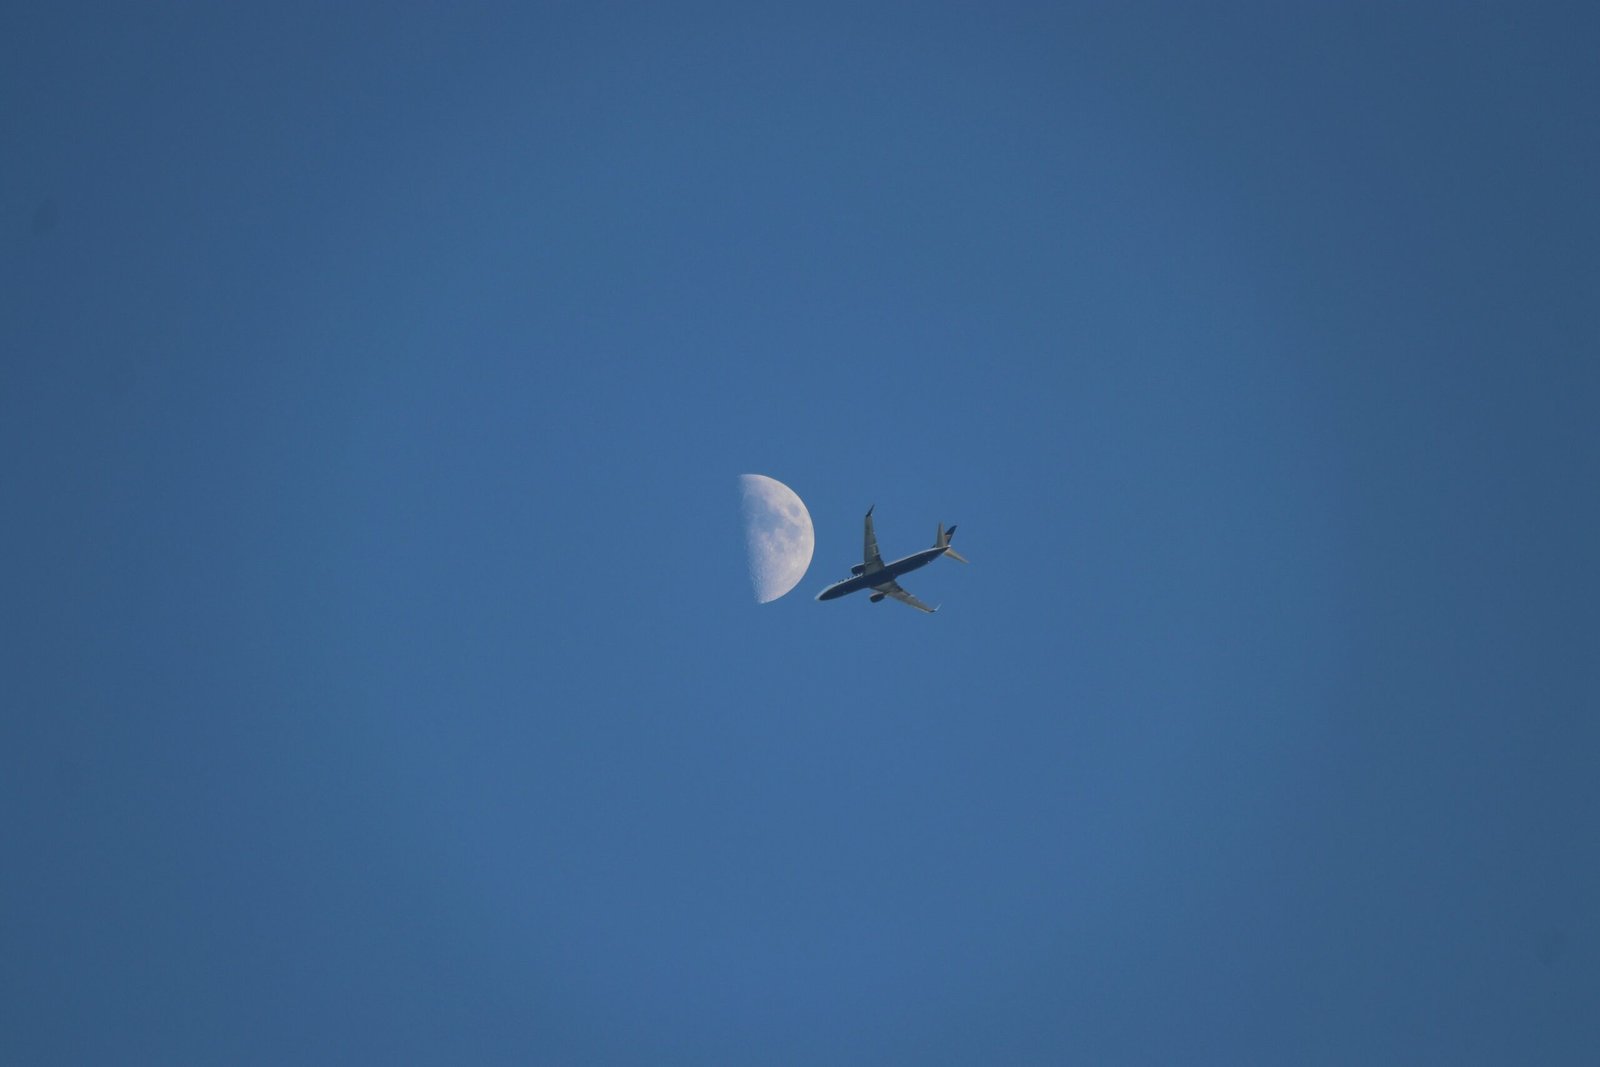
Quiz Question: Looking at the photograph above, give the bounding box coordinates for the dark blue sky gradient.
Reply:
[4,4,1597,1063]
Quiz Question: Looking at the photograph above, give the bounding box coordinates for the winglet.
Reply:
[866,504,874,516]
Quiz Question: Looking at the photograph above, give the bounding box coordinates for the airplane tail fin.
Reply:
[937,523,968,563]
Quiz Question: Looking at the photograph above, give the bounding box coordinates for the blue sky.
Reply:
[4,4,1597,1063]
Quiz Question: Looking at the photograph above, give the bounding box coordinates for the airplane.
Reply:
[815,506,967,613]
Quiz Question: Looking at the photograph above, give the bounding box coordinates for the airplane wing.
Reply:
[873,579,938,613]
[862,506,885,573]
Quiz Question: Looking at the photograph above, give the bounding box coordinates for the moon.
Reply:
[738,474,815,603]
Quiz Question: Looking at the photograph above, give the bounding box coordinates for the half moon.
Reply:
[738,474,815,603]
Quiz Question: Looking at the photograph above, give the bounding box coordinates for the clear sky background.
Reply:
[4,4,1597,1063]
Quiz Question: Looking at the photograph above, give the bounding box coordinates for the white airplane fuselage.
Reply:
[815,545,946,601]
